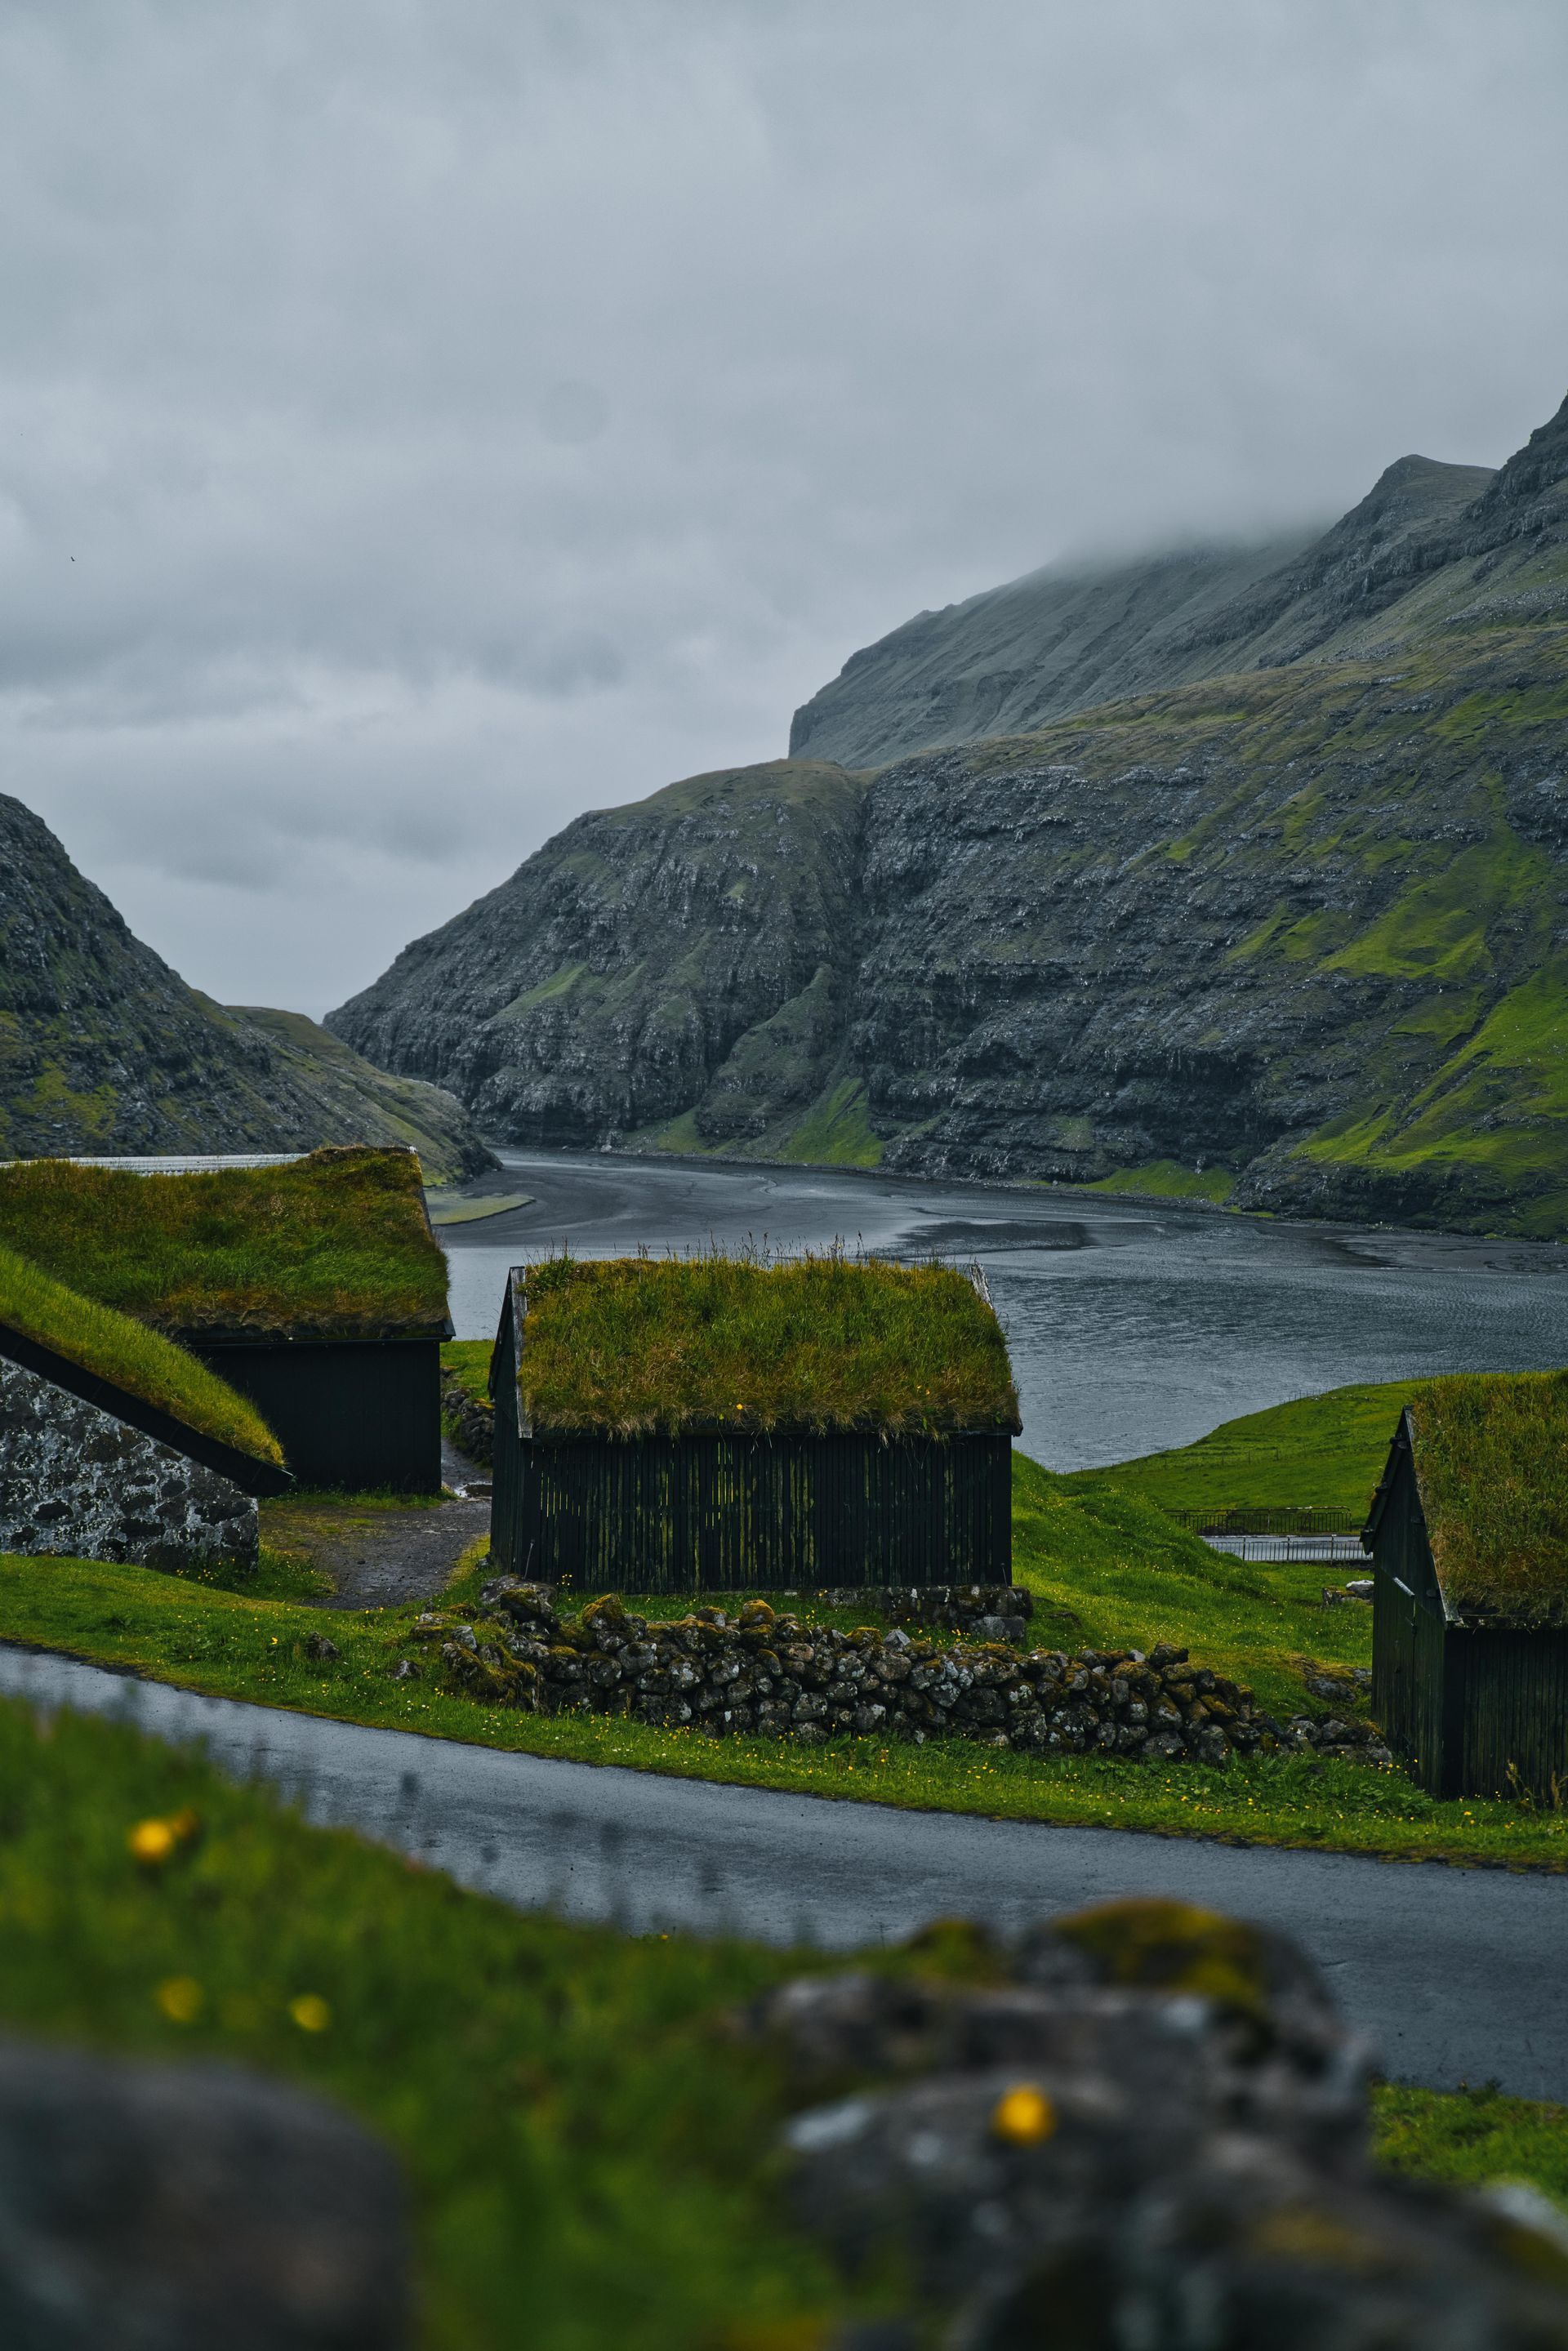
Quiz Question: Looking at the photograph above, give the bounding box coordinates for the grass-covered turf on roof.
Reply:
[0,1146,448,1340]
[1406,1369,1568,1619]
[0,1244,283,1467]
[514,1253,1020,1437]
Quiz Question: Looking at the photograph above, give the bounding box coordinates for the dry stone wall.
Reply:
[0,1360,257,1574]
[400,1580,1391,1765]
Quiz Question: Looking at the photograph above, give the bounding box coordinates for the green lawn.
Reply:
[0,1453,1562,1867]
[440,1338,492,1406]
[1,1685,1564,2351]
[1068,1378,1418,1518]
[1012,1453,1374,1719]
[0,1691,871,2350]
[1374,2083,1568,2205]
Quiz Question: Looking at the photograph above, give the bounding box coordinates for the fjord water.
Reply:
[441,1152,1568,1472]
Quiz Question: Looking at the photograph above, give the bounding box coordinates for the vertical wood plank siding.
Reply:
[188,1337,443,1493]
[492,1427,1013,1592]
[1454,1627,1568,1800]
[1369,1412,1568,1798]
[488,1278,1011,1592]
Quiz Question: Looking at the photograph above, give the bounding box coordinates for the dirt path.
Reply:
[261,1439,491,1610]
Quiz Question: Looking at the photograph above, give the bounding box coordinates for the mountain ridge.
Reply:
[0,794,494,1178]
[332,390,1568,1239]
[789,451,1500,768]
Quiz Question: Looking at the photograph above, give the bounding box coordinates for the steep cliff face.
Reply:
[845,626,1568,1236]
[0,795,492,1177]
[331,761,869,1147]
[332,394,1568,1237]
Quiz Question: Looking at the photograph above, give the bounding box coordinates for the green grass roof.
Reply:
[513,1254,1020,1437]
[0,1146,448,1339]
[0,1243,284,1467]
[1407,1371,1568,1619]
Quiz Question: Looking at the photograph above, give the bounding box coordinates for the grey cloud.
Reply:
[0,0,1565,1011]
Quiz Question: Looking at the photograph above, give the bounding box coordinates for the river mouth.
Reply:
[436,1150,1568,1474]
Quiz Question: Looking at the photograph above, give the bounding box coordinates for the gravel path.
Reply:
[2,1642,1565,2099]
[262,1440,490,1610]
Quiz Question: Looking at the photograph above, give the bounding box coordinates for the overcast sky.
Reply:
[2,1,1565,1016]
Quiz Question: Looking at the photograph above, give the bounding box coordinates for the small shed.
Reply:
[0,1243,289,1574]
[488,1253,1021,1592]
[0,1147,451,1493]
[1364,1376,1568,1798]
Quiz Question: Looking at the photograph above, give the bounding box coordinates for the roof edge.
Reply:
[0,1321,292,1498]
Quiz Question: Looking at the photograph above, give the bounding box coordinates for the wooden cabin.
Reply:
[488,1255,1021,1593]
[0,1148,451,1493]
[0,1253,290,1574]
[1364,1383,1568,1798]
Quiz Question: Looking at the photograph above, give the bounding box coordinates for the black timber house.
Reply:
[488,1255,1020,1593]
[0,1148,452,1493]
[1365,1393,1568,1799]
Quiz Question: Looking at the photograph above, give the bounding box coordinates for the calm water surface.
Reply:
[440,1153,1568,1472]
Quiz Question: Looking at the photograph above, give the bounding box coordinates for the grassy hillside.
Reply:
[0,791,493,1169]
[0,1693,864,2349]
[1010,1453,1372,1718]
[1071,1380,1417,1520]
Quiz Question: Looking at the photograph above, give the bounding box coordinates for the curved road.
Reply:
[3,1642,1565,2099]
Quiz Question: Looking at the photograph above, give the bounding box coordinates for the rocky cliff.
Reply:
[0,795,494,1178]
[331,393,1568,1237]
[332,760,868,1149]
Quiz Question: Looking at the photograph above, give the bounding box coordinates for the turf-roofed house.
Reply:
[488,1253,1021,1592]
[0,1242,289,1574]
[0,1147,452,1493]
[1364,1373,1568,1797]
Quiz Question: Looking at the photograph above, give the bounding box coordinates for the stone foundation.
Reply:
[0,1360,257,1574]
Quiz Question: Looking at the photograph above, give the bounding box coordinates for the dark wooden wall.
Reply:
[1453,1625,1568,1801]
[187,1337,443,1494]
[1370,1419,1568,1798]
[489,1297,1011,1591]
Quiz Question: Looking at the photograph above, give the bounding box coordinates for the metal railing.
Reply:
[1166,1505,1365,1537]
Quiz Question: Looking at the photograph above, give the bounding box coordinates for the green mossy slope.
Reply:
[1070,1381,1418,1520]
[0,1245,283,1466]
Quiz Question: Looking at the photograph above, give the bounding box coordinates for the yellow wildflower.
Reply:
[991,2083,1056,2144]
[156,1976,203,2024]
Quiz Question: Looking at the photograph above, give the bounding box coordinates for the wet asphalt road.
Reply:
[3,1642,1565,2099]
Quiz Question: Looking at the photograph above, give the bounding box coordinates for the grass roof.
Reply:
[513,1253,1020,1438]
[1407,1371,1568,1619]
[0,1243,284,1467]
[0,1147,448,1339]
